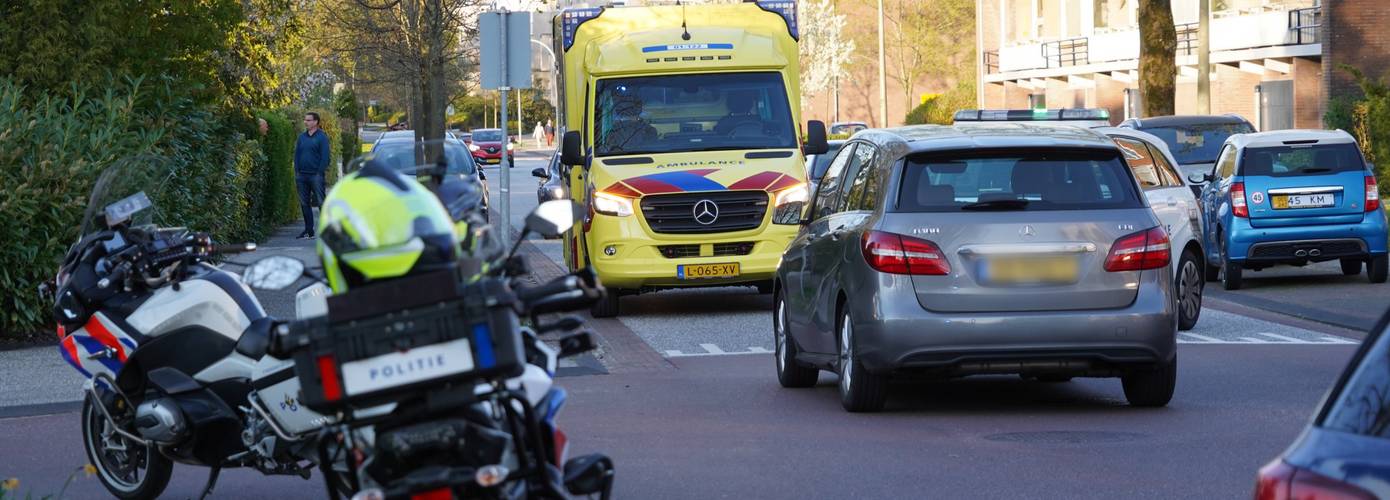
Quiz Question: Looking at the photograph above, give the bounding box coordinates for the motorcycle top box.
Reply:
[287,265,526,413]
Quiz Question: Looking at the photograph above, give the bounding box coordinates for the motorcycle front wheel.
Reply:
[81,395,173,500]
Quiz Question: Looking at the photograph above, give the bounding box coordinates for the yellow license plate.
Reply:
[678,263,740,280]
[983,256,1078,284]
[1272,196,1288,209]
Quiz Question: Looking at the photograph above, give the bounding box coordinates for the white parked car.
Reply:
[1098,127,1206,330]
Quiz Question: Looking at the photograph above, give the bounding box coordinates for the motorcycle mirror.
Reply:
[242,256,305,291]
[563,453,615,497]
[526,200,580,239]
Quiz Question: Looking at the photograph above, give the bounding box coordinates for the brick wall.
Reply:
[1323,0,1390,121]
[1293,57,1322,129]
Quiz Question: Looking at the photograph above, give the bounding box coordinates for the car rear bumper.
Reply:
[1226,213,1388,264]
[850,270,1176,375]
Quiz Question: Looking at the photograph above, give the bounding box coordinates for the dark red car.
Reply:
[468,128,515,168]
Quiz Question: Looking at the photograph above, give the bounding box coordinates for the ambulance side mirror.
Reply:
[561,131,584,167]
[805,121,829,155]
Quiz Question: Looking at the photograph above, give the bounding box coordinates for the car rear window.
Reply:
[895,149,1143,212]
[1240,143,1366,178]
[1320,325,1390,438]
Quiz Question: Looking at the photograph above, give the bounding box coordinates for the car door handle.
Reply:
[829,228,847,241]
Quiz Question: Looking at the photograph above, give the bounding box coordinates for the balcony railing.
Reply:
[1041,37,1088,68]
[1176,23,1198,56]
[1288,6,1319,44]
[984,50,999,74]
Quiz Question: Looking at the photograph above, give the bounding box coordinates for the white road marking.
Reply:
[1254,332,1316,344]
[1322,336,1358,345]
[664,349,768,358]
[1238,337,1269,343]
[1179,332,1221,343]
[700,343,726,354]
[748,347,771,353]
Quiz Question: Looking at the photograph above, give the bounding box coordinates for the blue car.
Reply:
[1254,307,1390,499]
[1196,129,1387,290]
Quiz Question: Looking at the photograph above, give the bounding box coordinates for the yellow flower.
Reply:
[83,464,97,477]
[1,478,18,491]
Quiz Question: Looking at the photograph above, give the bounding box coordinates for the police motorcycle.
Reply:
[246,143,615,500]
[40,157,356,500]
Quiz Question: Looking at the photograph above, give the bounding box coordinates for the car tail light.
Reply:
[1104,226,1171,272]
[1232,182,1249,218]
[861,230,949,275]
[316,354,343,402]
[1254,459,1374,500]
[1365,175,1379,212]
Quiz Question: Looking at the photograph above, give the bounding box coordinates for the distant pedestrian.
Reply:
[533,121,545,148]
[294,112,331,239]
[545,119,555,146]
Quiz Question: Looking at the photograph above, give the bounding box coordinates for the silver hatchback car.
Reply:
[773,123,1177,412]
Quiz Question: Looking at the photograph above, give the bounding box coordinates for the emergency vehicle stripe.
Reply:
[603,182,643,198]
[74,336,125,373]
[59,337,93,378]
[765,174,801,192]
[640,171,726,192]
[85,316,127,362]
[728,171,782,190]
[622,176,682,194]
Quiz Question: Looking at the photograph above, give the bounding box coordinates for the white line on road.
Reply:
[1254,332,1316,344]
[748,347,771,353]
[1321,336,1358,344]
[700,343,726,354]
[1238,337,1268,343]
[1180,332,1221,343]
[665,349,769,358]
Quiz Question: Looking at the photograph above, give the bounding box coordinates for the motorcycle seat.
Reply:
[235,317,274,359]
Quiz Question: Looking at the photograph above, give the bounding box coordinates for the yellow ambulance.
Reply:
[549,1,828,317]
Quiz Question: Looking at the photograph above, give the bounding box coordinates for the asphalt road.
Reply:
[0,153,1377,498]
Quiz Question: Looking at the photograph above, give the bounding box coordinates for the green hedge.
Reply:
[1336,65,1390,198]
[255,111,299,227]
[0,77,294,338]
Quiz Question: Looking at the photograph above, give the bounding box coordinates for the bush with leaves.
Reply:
[1338,64,1390,198]
[255,110,300,227]
[0,77,289,339]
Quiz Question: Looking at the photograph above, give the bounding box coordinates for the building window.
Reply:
[1093,0,1131,29]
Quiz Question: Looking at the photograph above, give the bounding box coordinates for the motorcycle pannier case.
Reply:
[289,267,524,413]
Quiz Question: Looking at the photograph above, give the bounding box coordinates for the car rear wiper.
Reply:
[961,199,1030,211]
[1297,167,1332,174]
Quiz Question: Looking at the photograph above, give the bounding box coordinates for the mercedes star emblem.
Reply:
[693,199,720,225]
[1020,225,1035,238]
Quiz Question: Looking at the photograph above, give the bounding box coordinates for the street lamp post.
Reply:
[531,38,559,125]
[876,0,887,128]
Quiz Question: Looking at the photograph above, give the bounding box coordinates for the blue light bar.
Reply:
[756,1,799,41]
[561,8,604,51]
[954,109,1111,122]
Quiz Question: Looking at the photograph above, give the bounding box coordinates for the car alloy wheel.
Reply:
[774,295,817,388]
[1177,252,1203,331]
[837,309,887,412]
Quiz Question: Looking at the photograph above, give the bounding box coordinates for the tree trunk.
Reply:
[1138,0,1177,117]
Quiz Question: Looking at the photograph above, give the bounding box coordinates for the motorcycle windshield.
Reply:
[78,156,177,238]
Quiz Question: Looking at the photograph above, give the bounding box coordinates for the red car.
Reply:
[468,128,515,168]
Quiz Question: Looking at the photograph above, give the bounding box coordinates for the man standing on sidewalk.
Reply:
[294,112,331,239]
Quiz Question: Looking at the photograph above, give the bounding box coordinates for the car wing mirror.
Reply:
[531,167,549,179]
[1186,172,1209,184]
[526,200,582,238]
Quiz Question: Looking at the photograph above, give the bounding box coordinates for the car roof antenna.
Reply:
[680,2,692,41]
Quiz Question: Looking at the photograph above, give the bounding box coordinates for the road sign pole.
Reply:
[499,11,511,241]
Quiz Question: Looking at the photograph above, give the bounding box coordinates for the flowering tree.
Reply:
[798,0,855,109]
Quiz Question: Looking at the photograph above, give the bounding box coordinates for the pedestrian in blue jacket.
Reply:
[294,112,331,239]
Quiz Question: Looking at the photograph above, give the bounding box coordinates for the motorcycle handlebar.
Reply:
[212,242,257,254]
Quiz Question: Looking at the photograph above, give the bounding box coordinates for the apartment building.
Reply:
[976,0,1390,129]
